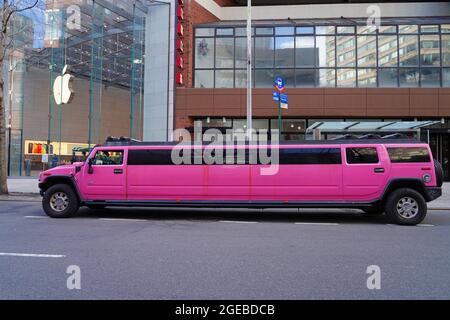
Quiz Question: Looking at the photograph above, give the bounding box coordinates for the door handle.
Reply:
[374,168,385,173]
[114,169,123,174]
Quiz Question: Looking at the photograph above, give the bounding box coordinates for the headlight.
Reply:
[423,173,432,183]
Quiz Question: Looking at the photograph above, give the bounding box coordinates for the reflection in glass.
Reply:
[275,69,295,88]
[444,68,450,87]
[255,69,274,88]
[318,69,335,87]
[336,69,356,87]
[357,35,376,67]
[216,28,234,36]
[235,37,254,68]
[195,70,214,88]
[442,35,450,66]
[399,68,419,87]
[296,26,314,34]
[420,35,440,66]
[399,25,418,33]
[378,35,398,67]
[196,28,215,37]
[336,36,355,67]
[420,68,440,87]
[256,27,273,35]
[215,70,234,88]
[316,26,335,35]
[276,27,294,35]
[379,68,398,87]
[421,25,439,33]
[215,38,234,68]
[235,69,248,88]
[358,69,377,87]
[316,36,335,67]
[296,36,316,67]
[337,26,355,34]
[399,35,418,66]
[195,38,215,68]
[255,37,274,68]
[275,37,295,68]
[295,69,316,87]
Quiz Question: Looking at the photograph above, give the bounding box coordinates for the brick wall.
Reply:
[183,0,220,88]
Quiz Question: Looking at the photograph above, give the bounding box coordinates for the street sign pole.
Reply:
[278,98,282,139]
[246,0,252,141]
[274,76,285,140]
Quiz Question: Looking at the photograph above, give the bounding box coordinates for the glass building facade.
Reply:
[4,0,155,176]
[194,22,450,88]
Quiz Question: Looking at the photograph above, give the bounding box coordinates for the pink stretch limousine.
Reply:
[39,137,443,225]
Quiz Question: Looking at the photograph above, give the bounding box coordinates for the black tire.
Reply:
[384,188,427,226]
[86,204,106,210]
[42,184,79,218]
[434,159,444,187]
[361,206,384,215]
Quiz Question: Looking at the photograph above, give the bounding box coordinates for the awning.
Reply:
[306,121,439,133]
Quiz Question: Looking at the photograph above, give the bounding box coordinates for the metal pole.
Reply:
[278,99,282,140]
[246,0,252,141]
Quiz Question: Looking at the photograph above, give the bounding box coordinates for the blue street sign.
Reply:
[275,76,285,92]
[280,93,288,104]
[272,91,280,101]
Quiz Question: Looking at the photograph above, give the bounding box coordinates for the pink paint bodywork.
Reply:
[39,143,437,204]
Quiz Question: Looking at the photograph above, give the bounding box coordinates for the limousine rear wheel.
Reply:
[385,188,427,226]
[43,184,79,218]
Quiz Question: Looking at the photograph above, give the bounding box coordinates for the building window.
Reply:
[215,70,234,88]
[195,38,214,69]
[400,68,420,87]
[215,37,234,68]
[195,70,214,88]
[193,22,450,88]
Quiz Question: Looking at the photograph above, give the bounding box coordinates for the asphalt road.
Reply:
[0,200,450,300]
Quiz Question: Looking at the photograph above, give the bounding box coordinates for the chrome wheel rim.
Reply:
[49,192,69,212]
[397,197,419,219]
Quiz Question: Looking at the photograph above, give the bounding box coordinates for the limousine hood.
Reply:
[39,163,82,182]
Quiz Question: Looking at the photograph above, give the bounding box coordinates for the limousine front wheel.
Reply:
[385,188,427,226]
[43,184,79,218]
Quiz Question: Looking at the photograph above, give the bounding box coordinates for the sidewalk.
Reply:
[2,177,450,209]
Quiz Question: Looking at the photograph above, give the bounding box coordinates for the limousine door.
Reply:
[80,149,127,200]
[342,145,389,201]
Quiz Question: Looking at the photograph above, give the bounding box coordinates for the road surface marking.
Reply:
[219,220,258,224]
[417,224,434,227]
[0,252,65,258]
[99,218,148,222]
[25,216,49,219]
[294,222,339,226]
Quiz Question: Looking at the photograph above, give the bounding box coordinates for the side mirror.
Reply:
[88,158,94,174]
[75,166,81,173]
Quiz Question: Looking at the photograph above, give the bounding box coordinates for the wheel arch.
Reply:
[40,176,82,203]
[380,179,429,205]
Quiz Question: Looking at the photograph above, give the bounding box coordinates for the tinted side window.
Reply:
[93,150,123,165]
[346,148,379,164]
[128,149,173,165]
[387,147,431,163]
[280,148,342,165]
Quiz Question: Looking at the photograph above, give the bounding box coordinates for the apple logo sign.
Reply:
[53,65,74,105]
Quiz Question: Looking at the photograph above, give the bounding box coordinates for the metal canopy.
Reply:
[307,121,440,133]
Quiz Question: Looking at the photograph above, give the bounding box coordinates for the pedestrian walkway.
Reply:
[7,177,39,194]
